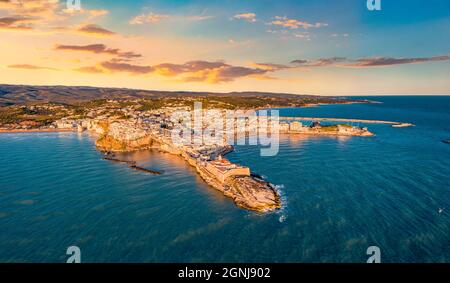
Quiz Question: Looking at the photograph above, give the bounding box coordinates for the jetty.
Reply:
[278,117,414,127]
[103,156,162,175]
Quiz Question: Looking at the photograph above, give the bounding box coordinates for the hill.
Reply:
[0,84,337,106]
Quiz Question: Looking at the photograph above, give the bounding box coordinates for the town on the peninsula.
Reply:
[0,87,412,212]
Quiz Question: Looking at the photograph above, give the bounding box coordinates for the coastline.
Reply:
[257,100,378,111]
[0,128,77,134]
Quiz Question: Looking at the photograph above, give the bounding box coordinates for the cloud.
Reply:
[0,0,60,18]
[76,59,273,83]
[270,16,328,29]
[0,1,114,36]
[129,12,170,25]
[233,13,257,23]
[153,60,268,83]
[331,33,349,37]
[62,8,109,20]
[8,64,58,71]
[76,61,153,75]
[311,57,347,66]
[0,16,34,30]
[187,15,214,22]
[76,24,115,36]
[293,32,311,41]
[290,55,450,68]
[55,44,141,58]
[0,0,15,10]
[290,57,347,67]
[99,61,153,74]
[250,62,292,71]
[87,9,109,18]
[208,66,266,82]
[290,59,308,65]
[346,55,450,67]
[0,0,107,20]
[74,66,104,74]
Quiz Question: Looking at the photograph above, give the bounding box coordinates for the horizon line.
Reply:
[1,83,449,97]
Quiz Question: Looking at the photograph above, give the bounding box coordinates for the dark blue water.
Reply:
[0,96,449,263]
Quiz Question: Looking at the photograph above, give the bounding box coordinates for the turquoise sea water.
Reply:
[0,96,449,263]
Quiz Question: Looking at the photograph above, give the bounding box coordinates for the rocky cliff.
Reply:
[196,165,281,212]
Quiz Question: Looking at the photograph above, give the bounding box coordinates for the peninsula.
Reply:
[0,84,412,212]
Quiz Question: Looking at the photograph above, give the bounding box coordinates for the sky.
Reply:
[0,0,449,95]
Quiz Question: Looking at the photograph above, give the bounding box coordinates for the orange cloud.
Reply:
[8,64,58,71]
[55,44,141,58]
[233,13,257,23]
[129,12,170,25]
[0,1,112,36]
[74,66,104,74]
[100,61,153,74]
[0,0,60,18]
[75,60,272,83]
[187,15,214,22]
[270,16,328,29]
[76,24,115,36]
[250,62,292,71]
[0,16,34,30]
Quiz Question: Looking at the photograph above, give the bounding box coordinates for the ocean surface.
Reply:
[0,96,449,263]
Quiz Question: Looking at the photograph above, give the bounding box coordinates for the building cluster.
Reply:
[279,121,370,135]
[204,156,251,183]
[48,101,370,183]
[51,103,251,184]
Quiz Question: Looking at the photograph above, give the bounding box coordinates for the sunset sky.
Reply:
[1,0,449,95]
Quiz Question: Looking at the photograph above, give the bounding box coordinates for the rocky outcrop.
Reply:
[195,164,281,212]
[94,120,160,152]
[227,176,281,211]
[84,119,107,135]
[96,134,157,152]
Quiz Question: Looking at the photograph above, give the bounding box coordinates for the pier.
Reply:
[278,117,414,127]
[103,156,162,175]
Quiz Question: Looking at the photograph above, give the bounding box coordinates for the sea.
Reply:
[0,96,449,263]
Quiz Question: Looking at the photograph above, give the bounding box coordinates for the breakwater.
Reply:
[103,155,162,175]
